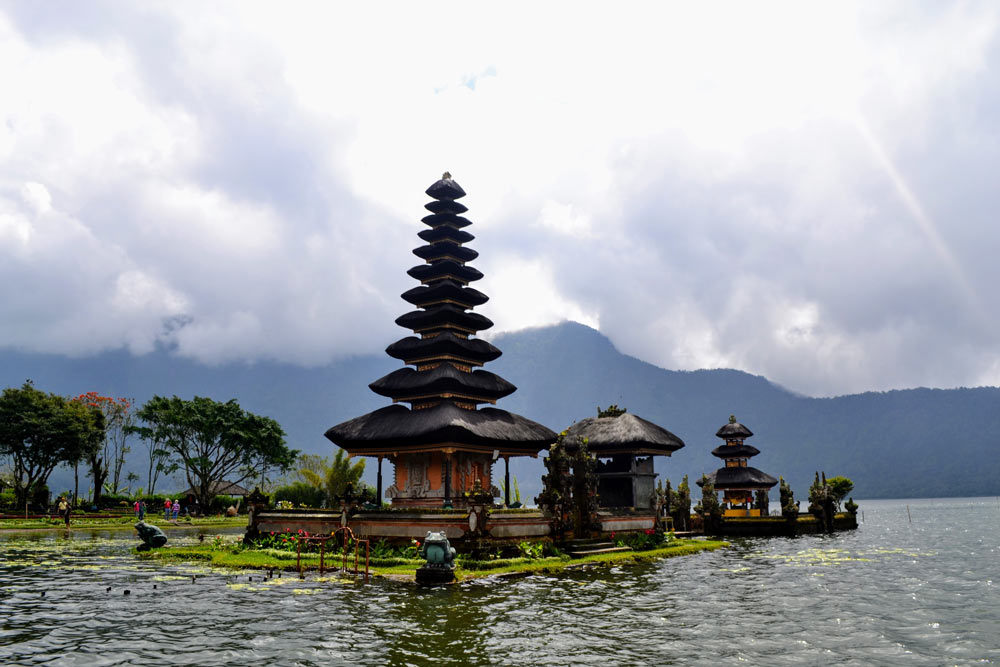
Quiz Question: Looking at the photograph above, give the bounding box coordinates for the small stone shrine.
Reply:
[561,407,685,509]
[325,174,556,508]
[697,415,778,517]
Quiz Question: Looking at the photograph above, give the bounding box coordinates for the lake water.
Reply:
[1,497,998,665]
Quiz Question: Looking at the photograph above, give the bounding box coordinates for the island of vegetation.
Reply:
[137,531,727,582]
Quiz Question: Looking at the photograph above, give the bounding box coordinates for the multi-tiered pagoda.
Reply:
[325,174,556,508]
[697,415,777,517]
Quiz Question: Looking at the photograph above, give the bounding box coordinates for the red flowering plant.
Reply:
[252,529,321,553]
[612,528,669,551]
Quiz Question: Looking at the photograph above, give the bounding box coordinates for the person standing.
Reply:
[133,500,140,519]
[172,499,180,520]
[57,497,70,527]
[139,500,146,520]
[164,498,172,520]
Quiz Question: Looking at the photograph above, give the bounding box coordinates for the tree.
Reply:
[779,476,798,518]
[128,421,178,497]
[536,433,573,534]
[826,476,854,511]
[126,471,139,496]
[70,393,135,508]
[0,382,104,508]
[296,450,366,506]
[808,471,828,515]
[808,471,835,531]
[671,474,691,531]
[570,437,600,536]
[754,488,770,515]
[695,474,722,530]
[133,395,298,509]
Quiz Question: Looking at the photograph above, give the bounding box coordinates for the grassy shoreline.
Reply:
[0,516,248,532]
[136,538,728,582]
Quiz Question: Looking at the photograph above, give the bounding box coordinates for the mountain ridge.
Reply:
[3,321,997,503]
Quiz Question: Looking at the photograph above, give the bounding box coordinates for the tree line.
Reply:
[0,382,297,511]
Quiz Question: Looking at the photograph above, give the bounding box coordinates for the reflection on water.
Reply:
[1,498,998,665]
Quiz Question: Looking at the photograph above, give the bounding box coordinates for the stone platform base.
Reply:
[415,566,456,585]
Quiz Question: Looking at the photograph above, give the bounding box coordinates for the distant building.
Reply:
[697,415,777,517]
[325,174,556,508]
[562,410,685,509]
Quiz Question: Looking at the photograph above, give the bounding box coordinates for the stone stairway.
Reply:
[564,538,632,558]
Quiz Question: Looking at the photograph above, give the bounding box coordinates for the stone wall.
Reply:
[248,507,662,543]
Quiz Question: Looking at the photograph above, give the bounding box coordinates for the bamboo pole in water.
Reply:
[906,505,912,523]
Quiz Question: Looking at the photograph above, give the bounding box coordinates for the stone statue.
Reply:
[416,530,456,584]
[134,521,168,551]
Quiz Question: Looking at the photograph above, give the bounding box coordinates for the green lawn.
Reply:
[0,515,248,531]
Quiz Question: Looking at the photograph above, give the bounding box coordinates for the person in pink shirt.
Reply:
[172,499,180,520]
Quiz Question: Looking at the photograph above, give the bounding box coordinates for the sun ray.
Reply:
[851,112,983,318]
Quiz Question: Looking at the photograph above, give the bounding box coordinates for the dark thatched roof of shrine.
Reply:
[325,400,556,455]
[560,413,685,456]
[710,443,761,458]
[369,365,516,402]
[716,420,754,439]
[425,176,466,200]
[395,304,493,334]
[400,280,488,309]
[385,333,501,365]
[696,467,777,490]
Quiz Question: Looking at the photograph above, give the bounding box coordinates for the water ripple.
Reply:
[2,499,999,665]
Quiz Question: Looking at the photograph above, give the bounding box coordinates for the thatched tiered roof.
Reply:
[561,413,685,456]
[696,467,778,490]
[325,174,556,457]
[701,415,777,490]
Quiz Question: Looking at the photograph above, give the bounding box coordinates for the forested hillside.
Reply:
[3,322,997,502]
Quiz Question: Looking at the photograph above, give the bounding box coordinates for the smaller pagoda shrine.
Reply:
[561,407,685,509]
[697,415,777,517]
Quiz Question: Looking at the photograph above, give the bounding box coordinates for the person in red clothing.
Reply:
[164,498,172,520]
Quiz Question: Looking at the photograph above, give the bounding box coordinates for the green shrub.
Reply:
[273,482,325,509]
[613,529,671,551]
[208,494,241,514]
[0,490,15,510]
[98,493,133,510]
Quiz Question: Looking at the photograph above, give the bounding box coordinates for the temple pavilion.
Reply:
[325,174,556,508]
[562,409,685,509]
[697,415,777,517]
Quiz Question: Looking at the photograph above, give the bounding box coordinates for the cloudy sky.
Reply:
[1,1,998,398]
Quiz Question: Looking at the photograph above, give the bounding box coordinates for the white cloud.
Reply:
[1,1,999,396]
